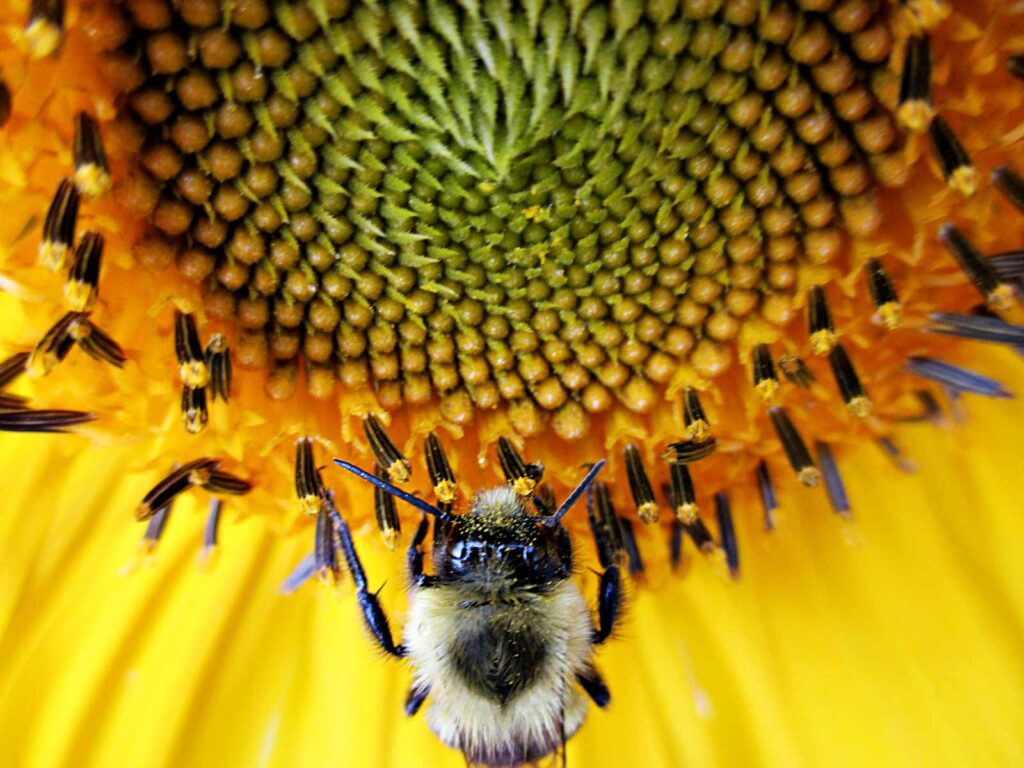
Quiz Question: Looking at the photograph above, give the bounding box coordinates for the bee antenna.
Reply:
[544,460,606,527]
[332,459,451,521]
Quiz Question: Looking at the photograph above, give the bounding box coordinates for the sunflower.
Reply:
[1,0,1023,765]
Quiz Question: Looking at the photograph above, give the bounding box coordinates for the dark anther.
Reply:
[206,334,232,402]
[807,285,837,356]
[662,437,717,465]
[174,310,209,387]
[682,387,711,442]
[373,462,401,549]
[136,458,220,521]
[39,179,79,270]
[715,492,739,579]
[829,343,873,418]
[623,444,659,523]
[364,413,411,484]
[939,225,1015,312]
[897,36,932,131]
[73,112,111,198]
[928,116,977,196]
[295,437,327,516]
[0,407,93,433]
[768,406,820,487]
[757,460,778,531]
[425,431,457,504]
[65,231,103,311]
[586,481,624,570]
[778,355,815,389]
[992,166,1024,214]
[181,385,208,434]
[497,435,540,497]
[752,343,780,403]
[815,442,851,518]
[866,258,901,329]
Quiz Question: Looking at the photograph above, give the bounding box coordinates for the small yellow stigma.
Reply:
[809,330,839,357]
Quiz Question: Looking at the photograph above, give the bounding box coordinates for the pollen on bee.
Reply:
[64,231,103,312]
[38,179,79,271]
[72,113,112,199]
[623,444,659,524]
[364,414,411,485]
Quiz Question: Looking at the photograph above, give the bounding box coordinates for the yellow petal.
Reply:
[1,351,1022,767]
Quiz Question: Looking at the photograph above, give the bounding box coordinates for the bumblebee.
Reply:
[329,431,621,767]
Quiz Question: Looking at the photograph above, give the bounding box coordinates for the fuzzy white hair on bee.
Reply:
[329,434,622,767]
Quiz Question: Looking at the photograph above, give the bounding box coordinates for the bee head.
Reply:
[438,487,571,587]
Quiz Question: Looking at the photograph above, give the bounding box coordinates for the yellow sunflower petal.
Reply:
[1,349,1022,767]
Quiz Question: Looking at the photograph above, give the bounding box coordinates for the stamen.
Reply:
[373,462,401,549]
[295,437,326,516]
[662,437,717,465]
[39,179,79,271]
[136,458,220,521]
[866,258,901,329]
[667,462,699,525]
[0,393,28,409]
[715,492,738,579]
[938,225,1015,313]
[897,36,933,132]
[533,483,556,517]
[778,355,815,389]
[74,318,127,368]
[0,407,93,432]
[618,516,644,576]
[829,343,873,417]
[180,386,208,434]
[875,436,918,474]
[586,480,624,569]
[669,519,685,571]
[928,117,977,196]
[926,312,1024,346]
[623,444,659,524]
[280,552,317,595]
[768,406,821,487]
[72,113,111,198]
[682,388,711,442]
[201,469,252,496]
[1009,54,1024,81]
[990,250,1024,279]
[815,442,851,518]
[364,413,411,484]
[992,166,1024,214]
[807,285,837,356]
[752,343,780,403]
[314,505,341,584]
[25,0,64,59]
[141,503,172,554]
[425,431,457,505]
[497,435,541,497]
[205,334,232,402]
[757,460,779,531]
[64,232,103,312]
[905,356,1012,398]
[0,352,29,390]
[26,311,83,378]
[174,311,209,388]
[199,499,222,565]
[0,77,10,127]
[899,0,950,32]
